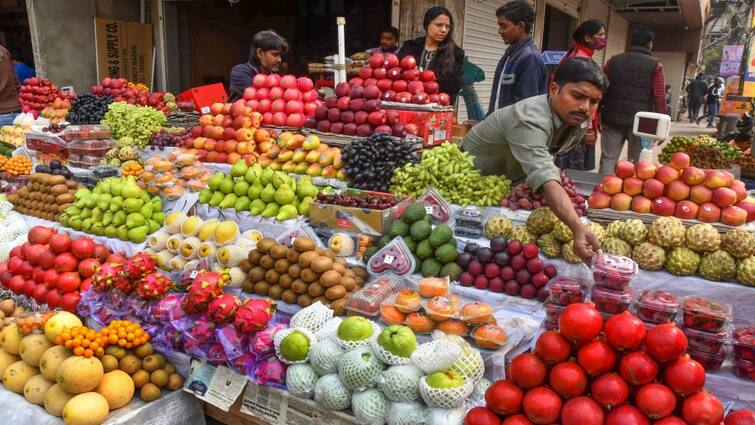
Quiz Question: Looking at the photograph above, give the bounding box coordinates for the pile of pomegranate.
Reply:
[467,303,752,425]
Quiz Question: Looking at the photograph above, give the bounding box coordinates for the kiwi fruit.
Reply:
[330,298,347,315]
[259,255,275,270]
[163,363,176,375]
[242,279,255,293]
[239,259,253,273]
[143,354,166,372]
[355,276,365,287]
[249,267,266,282]
[270,245,289,260]
[308,282,325,298]
[247,250,262,265]
[291,279,308,295]
[297,294,313,308]
[281,289,298,304]
[313,296,327,305]
[119,355,142,374]
[300,268,320,283]
[294,238,316,253]
[274,259,291,274]
[340,277,356,291]
[288,264,302,279]
[268,284,284,299]
[332,263,347,274]
[311,257,334,273]
[264,269,280,284]
[101,355,119,372]
[319,270,342,287]
[254,281,271,295]
[334,257,346,266]
[298,251,318,268]
[353,267,368,279]
[286,249,300,263]
[325,285,347,301]
[140,383,161,401]
[278,274,294,289]
[150,369,169,388]
[256,239,277,254]
[132,370,150,388]
[134,342,155,358]
[166,373,184,391]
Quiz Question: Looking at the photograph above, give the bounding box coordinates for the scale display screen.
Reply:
[637,117,659,135]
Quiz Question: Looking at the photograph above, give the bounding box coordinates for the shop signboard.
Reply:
[720,45,744,78]
[93,18,153,85]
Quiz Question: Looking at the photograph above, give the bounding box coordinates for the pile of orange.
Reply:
[15,311,54,336]
[127,82,150,92]
[0,155,33,175]
[122,161,144,177]
[99,319,150,350]
[56,325,107,358]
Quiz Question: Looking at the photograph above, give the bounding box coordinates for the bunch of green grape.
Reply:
[390,143,511,206]
[102,102,167,149]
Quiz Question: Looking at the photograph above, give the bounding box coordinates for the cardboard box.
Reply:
[308,189,411,235]
[177,83,228,113]
[396,110,456,145]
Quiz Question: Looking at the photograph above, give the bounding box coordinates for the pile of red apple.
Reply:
[182,101,278,165]
[468,304,729,425]
[91,78,174,115]
[352,53,450,106]
[588,153,754,226]
[0,226,124,313]
[457,238,558,301]
[241,74,320,128]
[18,77,73,118]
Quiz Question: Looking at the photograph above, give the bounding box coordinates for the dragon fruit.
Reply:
[91,262,124,292]
[137,272,173,300]
[113,274,136,295]
[207,294,241,324]
[122,252,157,279]
[190,316,217,341]
[251,324,287,355]
[235,298,277,333]
[254,356,287,387]
[181,270,227,314]
[206,342,229,364]
[151,294,183,323]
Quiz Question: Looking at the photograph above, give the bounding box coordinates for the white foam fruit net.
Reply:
[273,327,317,365]
[285,363,319,399]
[335,321,383,351]
[419,376,474,409]
[370,337,413,366]
[309,337,345,377]
[376,364,424,403]
[337,345,386,391]
[448,342,485,383]
[290,301,333,333]
[469,377,492,403]
[387,402,427,425]
[351,389,390,425]
[314,316,342,342]
[424,406,467,425]
[410,340,463,374]
[314,374,352,411]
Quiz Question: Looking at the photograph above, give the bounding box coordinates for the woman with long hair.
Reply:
[398,6,465,104]
[553,20,606,171]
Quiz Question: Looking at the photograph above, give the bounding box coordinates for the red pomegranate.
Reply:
[464,407,501,425]
[605,405,650,425]
[485,380,523,415]
[501,414,534,425]
[619,351,658,385]
[636,383,677,419]
[663,355,706,396]
[682,391,724,425]
[534,331,571,364]
[590,372,629,409]
[577,341,616,376]
[558,303,602,344]
[548,362,587,399]
[725,410,755,425]
[604,311,646,350]
[509,353,546,389]
[646,323,688,362]
[560,396,604,425]
[522,387,562,424]
[654,417,688,425]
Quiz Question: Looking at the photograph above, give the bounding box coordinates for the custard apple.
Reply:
[721,229,755,260]
[387,402,427,425]
[606,221,624,239]
[118,146,138,161]
[377,364,424,402]
[698,250,737,281]
[337,346,385,390]
[286,364,319,399]
[552,220,573,242]
[310,338,345,376]
[601,237,632,257]
[648,217,686,248]
[314,374,351,411]
[561,240,582,264]
[105,148,118,160]
[485,215,513,239]
[537,233,562,258]
[632,242,666,271]
[117,136,135,148]
[665,247,700,276]
[585,221,606,241]
[526,207,557,235]
[737,256,755,286]
[619,219,647,246]
[352,389,390,425]
[685,223,721,253]
[509,226,536,244]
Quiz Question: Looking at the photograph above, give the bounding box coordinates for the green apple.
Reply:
[377,325,417,358]
[280,331,310,362]
[426,370,464,389]
[337,316,373,342]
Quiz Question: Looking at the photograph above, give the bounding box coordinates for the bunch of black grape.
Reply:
[67,94,113,124]
[340,132,418,192]
[150,128,189,150]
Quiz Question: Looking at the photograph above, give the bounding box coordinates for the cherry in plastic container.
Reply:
[681,296,732,333]
[683,326,728,354]
[733,357,755,381]
[544,302,565,324]
[591,253,637,290]
[732,327,755,362]
[547,277,587,306]
[689,347,726,372]
[633,290,679,324]
[544,320,558,331]
[591,286,632,315]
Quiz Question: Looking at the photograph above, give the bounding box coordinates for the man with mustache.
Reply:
[462,57,606,264]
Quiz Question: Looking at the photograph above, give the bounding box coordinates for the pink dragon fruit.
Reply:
[207,294,241,324]
[190,316,217,341]
[254,356,287,386]
[122,252,157,279]
[234,298,277,334]
[181,270,227,314]
[136,272,173,300]
[91,262,124,292]
[251,324,286,355]
[113,274,135,294]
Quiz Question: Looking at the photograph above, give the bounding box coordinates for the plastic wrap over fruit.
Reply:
[250,323,287,357]
[410,339,463,374]
[150,324,185,351]
[314,316,342,342]
[150,293,183,323]
[124,294,151,323]
[386,402,427,425]
[216,323,250,363]
[252,355,287,389]
[423,406,466,425]
[77,288,106,317]
[106,289,132,315]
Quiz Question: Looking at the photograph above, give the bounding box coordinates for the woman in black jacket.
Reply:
[398,6,464,105]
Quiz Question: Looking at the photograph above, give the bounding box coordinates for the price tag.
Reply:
[383,255,395,264]
[189,270,198,279]
[425,205,434,214]
[200,106,210,114]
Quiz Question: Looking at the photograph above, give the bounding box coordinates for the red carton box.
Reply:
[177,83,228,113]
[397,110,456,145]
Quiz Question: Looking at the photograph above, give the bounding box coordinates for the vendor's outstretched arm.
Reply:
[541,180,601,265]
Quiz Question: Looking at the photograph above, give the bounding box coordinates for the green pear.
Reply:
[272,172,289,189]
[69,217,82,231]
[126,212,146,229]
[139,191,151,204]
[104,225,118,238]
[244,167,257,184]
[234,196,251,211]
[121,176,142,199]
[260,184,276,203]
[84,194,97,209]
[74,198,87,209]
[148,219,161,234]
[153,212,166,224]
[96,194,113,210]
[151,196,162,211]
[92,185,102,194]
[91,207,103,223]
[99,180,111,194]
[251,163,263,180]
[298,196,313,216]
[122,198,144,213]
[102,211,114,226]
[234,180,250,197]
[250,199,266,215]
[247,182,263,200]
[260,202,280,218]
[276,205,298,221]
[112,210,126,227]
[208,192,224,207]
[139,203,154,219]
[75,188,91,200]
[110,180,124,197]
[208,172,224,191]
[219,193,238,209]
[231,159,248,177]
[199,189,213,204]
[128,226,149,243]
[219,176,235,194]
[65,206,81,216]
[91,223,105,236]
[118,225,129,241]
[274,184,295,206]
[260,168,274,187]
[109,196,123,212]
[81,218,93,232]
[80,208,92,220]
[59,213,70,227]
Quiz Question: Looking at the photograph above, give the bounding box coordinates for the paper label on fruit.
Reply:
[200,106,210,114]
[425,206,434,214]
[384,255,395,264]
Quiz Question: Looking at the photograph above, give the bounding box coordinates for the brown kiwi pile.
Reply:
[6,173,80,221]
[239,237,369,315]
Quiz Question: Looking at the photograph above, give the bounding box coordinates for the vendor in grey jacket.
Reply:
[463,58,606,264]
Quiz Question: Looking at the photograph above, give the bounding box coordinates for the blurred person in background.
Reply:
[367,26,399,56]
[229,30,289,101]
[0,44,21,126]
